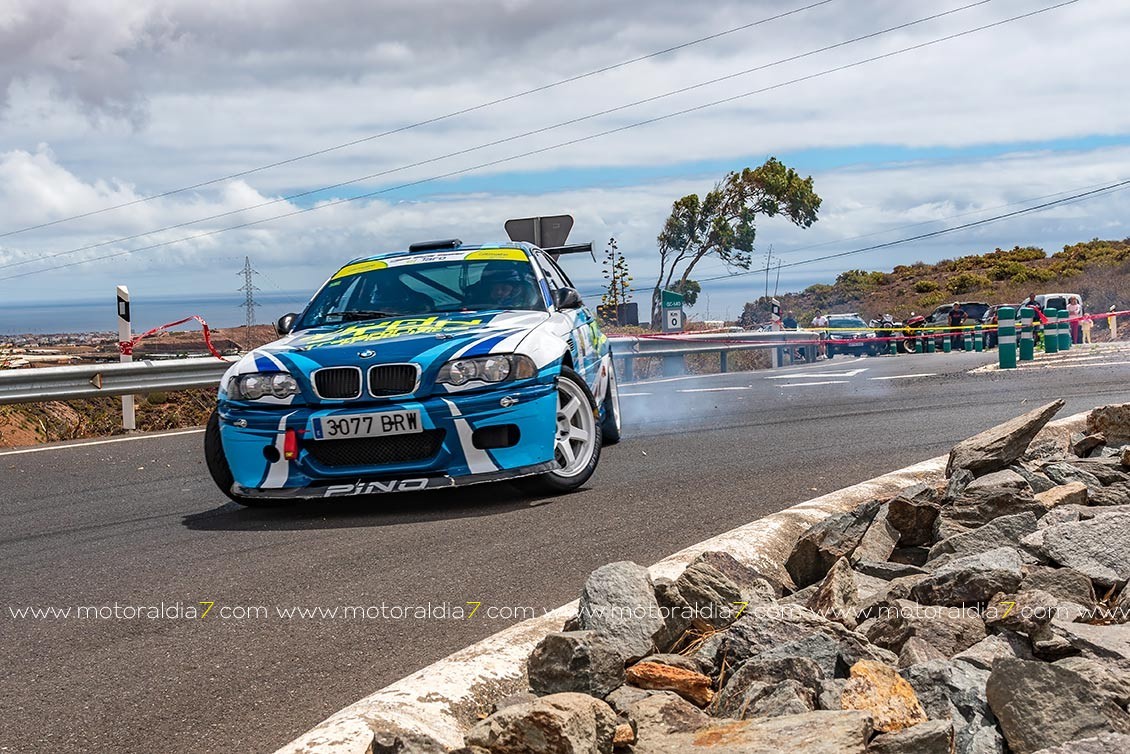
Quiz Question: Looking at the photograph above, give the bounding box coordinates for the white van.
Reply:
[1034,293,1083,313]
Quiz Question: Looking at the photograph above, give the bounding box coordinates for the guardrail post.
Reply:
[116,286,136,431]
[1044,310,1059,354]
[620,355,633,383]
[1110,310,1119,339]
[1019,307,1034,361]
[997,306,1017,369]
[663,353,683,377]
[1058,309,1072,351]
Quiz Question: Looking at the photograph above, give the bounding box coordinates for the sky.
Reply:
[2,0,1129,327]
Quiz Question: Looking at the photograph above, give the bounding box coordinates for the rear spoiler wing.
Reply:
[543,242,595,261]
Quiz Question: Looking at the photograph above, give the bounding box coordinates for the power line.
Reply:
[0,0,838,240]
[0,0,997,273]
[0,0,1078,283]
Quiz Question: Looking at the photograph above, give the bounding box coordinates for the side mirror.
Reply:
[276,313,298,336]
[553,287,583,310]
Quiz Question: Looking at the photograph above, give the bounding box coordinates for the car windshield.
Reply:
[297,256,545,330]
[829,317,867,329]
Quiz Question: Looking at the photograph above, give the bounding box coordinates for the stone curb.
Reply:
[275,411,1089,754]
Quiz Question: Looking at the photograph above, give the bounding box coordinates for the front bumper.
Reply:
[218,380,559,499]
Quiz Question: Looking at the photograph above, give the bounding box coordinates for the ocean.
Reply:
[0,291,313,335]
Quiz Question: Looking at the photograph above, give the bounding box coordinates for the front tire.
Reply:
[204,409,288,507]
[520,367,602,494]
[600,359,622,445]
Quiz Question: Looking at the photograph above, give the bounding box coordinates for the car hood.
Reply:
[257,310,550,369]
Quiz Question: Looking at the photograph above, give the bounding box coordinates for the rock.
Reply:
[886,495,941,547]
[528,631,625,698]
[1020,565,1097,609]
[888,546,931,567]
[806,558,863,629]
[947,400,1064,477]
[694,550,786,599]
[492,692,538,714]
[854,504,900,563]
[639,653,705,673]
[673,556,773,631]
[696,603,896,680]
[1037,505,1086,528]
[1086,403,1130,445]
[817,678,847,710]
[1032,733,1130,754]
[901,659,1002,754]
[840,660,927,733]
[371,731,447,754]
[897,636,947,668]
[714,656,823,718]
[1069,459,1130,485]
[857,575,930,621]
[967,468,1031,494]
[868,719,956,754]
[986,658,1130,754]
[578,561,665,662]
[1034,482,1089,510]
[785,500,883,588]
[1043,462,1104,490]
[1027,511,1130,587]
[938,481,1044,536]
[625,661,714,707]
[928,511,1040,563]
[1048,618,1130,661]
[912,547,1024,606]
[731,679,817,720]
[627,692,711,737]
[653,578,692,651]
[465,692,618,754]
[1054,656,1130,706]
[853,560,928,580]
[1089,482,1130,507]
[951,630,1032,670]
[633,711,872,754]
[1123,446,1130,466]
[984,589,1060,635]
[612,722,635,748]
[1073,432,1107,457]
[779,582,819,606]
[864,599,986,657]
[1010,463,1058,493]
[943,467,975,503]
[604,685,660,716]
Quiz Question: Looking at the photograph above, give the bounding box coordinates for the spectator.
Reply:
[811,311,828,328]
[1067,296,1083,344]
[948,302,967,350]
[1081,314,1093,344]
[782,311,798,330]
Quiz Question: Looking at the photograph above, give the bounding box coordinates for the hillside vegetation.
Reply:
[752,238,1130,321]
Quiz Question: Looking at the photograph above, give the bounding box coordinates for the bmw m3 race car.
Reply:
[204,238,621,505]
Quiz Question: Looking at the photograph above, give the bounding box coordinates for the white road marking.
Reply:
[780,380,848,387]
[677,386,752,393]
[618,392,652,397]
[870,373,937,381]
[0,427,205,456]
[764,368,868,379]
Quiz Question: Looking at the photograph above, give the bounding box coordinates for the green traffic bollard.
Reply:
[926,332,935,353]
[1058,308,1072,352]
[890,338,899,355]
[1019,307,1034,361]
[998,307,1017,369]
[974,325,984,352]
[963,329,973,351]
[942,334,952,353]
[1045,311,1059,354]
[915,336,923,354]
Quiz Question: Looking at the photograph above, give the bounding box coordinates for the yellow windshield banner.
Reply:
[464,248,527,261]
[331,259,389,280]
[300,316,487,347]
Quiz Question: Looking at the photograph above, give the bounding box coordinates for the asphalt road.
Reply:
[3,345,1130,753]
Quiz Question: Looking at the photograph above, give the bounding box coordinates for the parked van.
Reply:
[1034,293,1083,313]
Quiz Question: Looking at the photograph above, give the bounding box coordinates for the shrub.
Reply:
[947,272,991,295]
[919,292,945,308]
[914,280,940,293]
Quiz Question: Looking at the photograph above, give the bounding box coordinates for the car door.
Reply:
[532,251,602,386]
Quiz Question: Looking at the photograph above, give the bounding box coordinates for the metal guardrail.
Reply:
[0,330,815,405]
[0,357,234,405]
[609,330,818,380]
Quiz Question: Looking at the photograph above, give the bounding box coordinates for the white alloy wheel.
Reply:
[554,376,597,476]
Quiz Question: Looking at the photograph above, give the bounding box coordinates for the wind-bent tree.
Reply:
[653,157,821,322]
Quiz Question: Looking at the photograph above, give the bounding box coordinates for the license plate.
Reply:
[312,410,422,440]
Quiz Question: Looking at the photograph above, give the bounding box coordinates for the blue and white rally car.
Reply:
[204,238,621,505]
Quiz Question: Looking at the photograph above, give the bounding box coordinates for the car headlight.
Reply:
[436,354,537,386]
[228,372,301,400]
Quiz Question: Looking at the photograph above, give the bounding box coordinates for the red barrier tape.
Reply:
[118,315,227,361]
